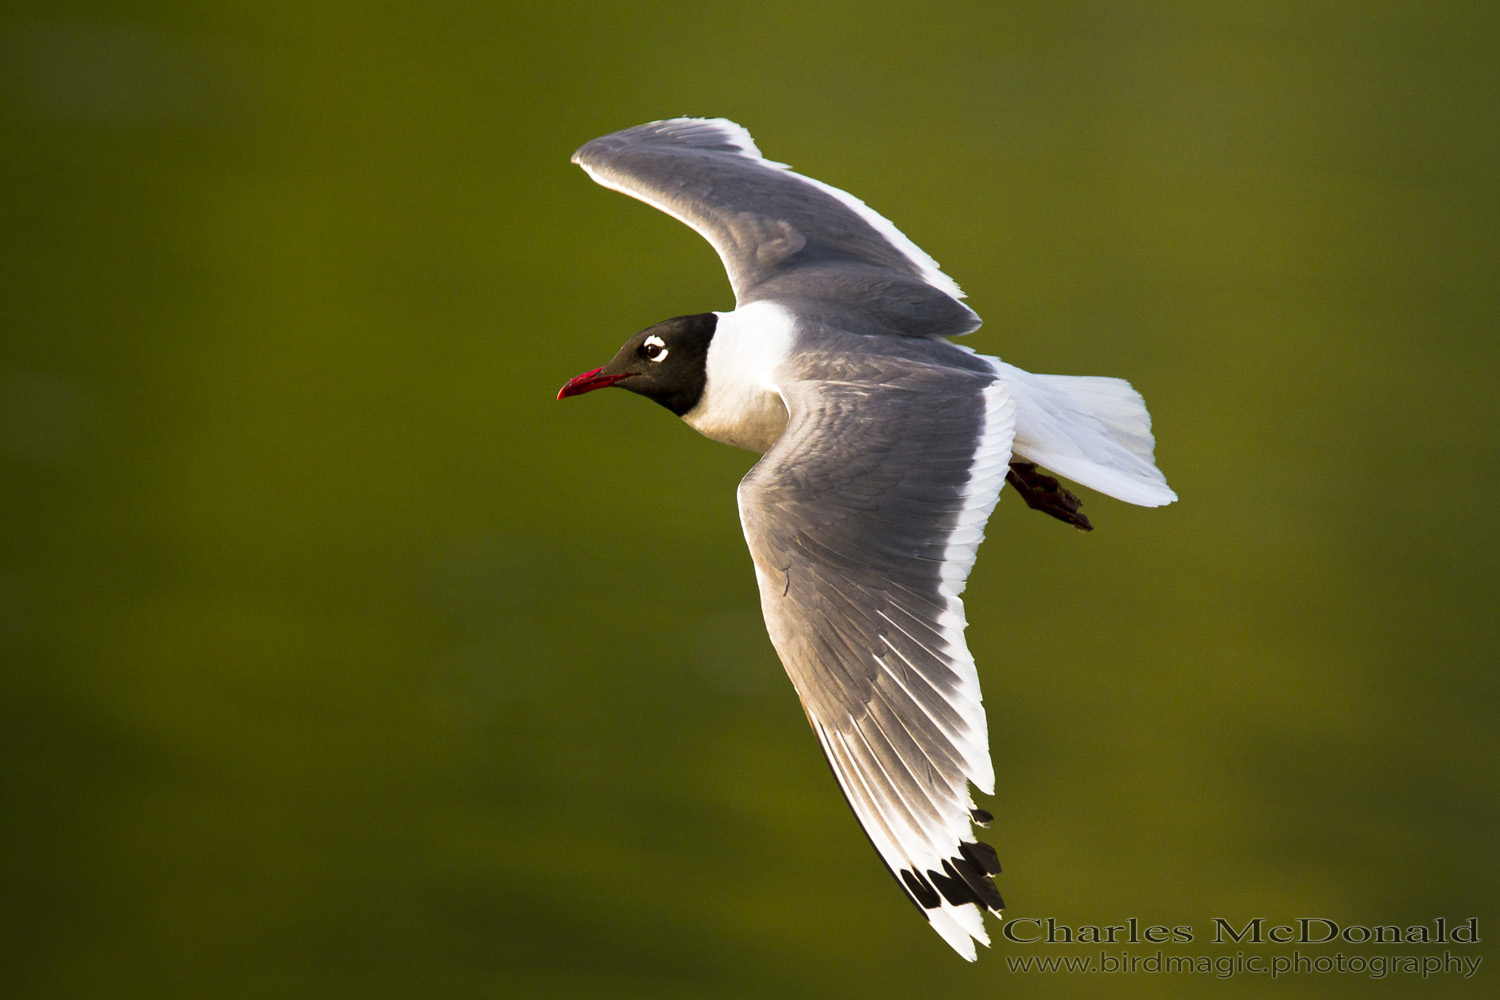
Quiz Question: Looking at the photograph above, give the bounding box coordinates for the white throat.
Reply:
[681,301,795,452]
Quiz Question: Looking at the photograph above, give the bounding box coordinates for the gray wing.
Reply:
[573,118,982,338]
[737,353,1014,960]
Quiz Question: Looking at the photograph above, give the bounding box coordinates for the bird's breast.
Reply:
[682,384,789,452]
[681,302,796,453]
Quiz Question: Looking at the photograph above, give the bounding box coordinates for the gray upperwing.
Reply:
[572,118,982,338]
[735,352,1015,959]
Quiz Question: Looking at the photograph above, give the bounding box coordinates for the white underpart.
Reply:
[681,301,795,452]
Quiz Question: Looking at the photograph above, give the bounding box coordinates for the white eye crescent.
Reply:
[642,334,668,362]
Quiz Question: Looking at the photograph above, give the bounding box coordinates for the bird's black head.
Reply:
[557,313,717,416]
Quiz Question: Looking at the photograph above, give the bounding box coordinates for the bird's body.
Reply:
[558,119,1176,959]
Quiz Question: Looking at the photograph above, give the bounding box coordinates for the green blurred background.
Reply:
[3,3,1495,997]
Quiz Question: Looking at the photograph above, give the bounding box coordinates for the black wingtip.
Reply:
[902,836,1006,916]
[960,839,1003,876]
[931,856,1006,912]
[901,868,942,909]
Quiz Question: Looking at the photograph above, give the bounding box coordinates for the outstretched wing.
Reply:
[737,352,1013,959]
[573,118,981,338]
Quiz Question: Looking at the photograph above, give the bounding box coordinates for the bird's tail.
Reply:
[988,361,1177,507]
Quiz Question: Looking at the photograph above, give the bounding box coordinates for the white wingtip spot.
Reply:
[928,904,989,961]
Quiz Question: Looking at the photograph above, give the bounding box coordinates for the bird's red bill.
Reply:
[557,367,632,400]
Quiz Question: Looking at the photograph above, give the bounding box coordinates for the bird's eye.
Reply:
[642,335,668,362]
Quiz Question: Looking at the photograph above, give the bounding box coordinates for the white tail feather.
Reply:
[988,361,1177,507]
